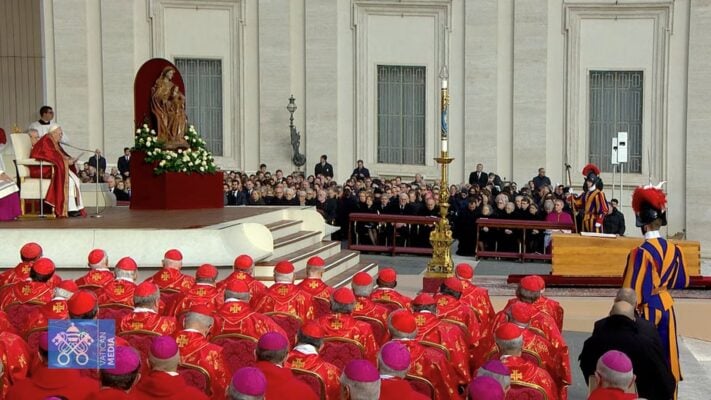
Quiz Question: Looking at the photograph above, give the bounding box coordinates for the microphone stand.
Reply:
[61,141,102,218]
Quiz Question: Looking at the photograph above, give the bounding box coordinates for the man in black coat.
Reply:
[88,148,107,175]
[468,163,488,188]
[593,288,662,348]
[314,154,334,178]
[226,180,248,205]
[603,199,626,236]
[351,160,370,180]
[117,147,131,179]
[579,301,676,400]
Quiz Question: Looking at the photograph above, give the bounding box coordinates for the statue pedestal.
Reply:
[129,151,224,210]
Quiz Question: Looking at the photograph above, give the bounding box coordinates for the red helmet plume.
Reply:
[631,186,667,215]
[582,164,601,178]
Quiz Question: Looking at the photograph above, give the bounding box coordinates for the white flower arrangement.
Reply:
[133,124,218,175]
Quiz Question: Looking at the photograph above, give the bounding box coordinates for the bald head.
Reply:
[610,301,635,320]
[614,288,637,307]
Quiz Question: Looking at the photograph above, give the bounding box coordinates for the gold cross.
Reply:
[308,280,320,289]
[197,288,207,296]
[176,335,189,347]
[160,271,171,281]
[331,319,343,329]
[291,358,306,369]
[511,370,523,381]
[21,265,30,274]
[236,272,246,280]
[131,322,143,330]
[18,354,27,368]
[278,286,289,296]
[354,302,364,311]
[114,286,125,295]
[381,293,391,301]
[91,273,102,282]
[53,302,65,313]
[21,285,31,295]
[437,297,448,306]
[230,303,242,313]
[415,315,427,326]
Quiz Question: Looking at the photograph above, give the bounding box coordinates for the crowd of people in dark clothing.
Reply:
[221,160,627,256]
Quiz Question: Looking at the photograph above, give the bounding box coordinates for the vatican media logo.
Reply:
[48,320,116,369]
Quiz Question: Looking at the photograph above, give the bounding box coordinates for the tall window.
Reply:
[175,58,223,156]
[377,65,426,165]
[589,71,643,173]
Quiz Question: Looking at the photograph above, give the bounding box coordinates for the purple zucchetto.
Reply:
[150,335,179,359]
[379,341,411,372]
[39,331,49,352]
[468,376,505,400]
[343,360,379,382]
[600,350,633,373]
[257,332,289,351]
[103,346,140,375]
[231,367,267,396]
[480,359,511,376]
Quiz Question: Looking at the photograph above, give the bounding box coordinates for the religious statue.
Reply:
[151,66,189,149]
[290,126,306,167]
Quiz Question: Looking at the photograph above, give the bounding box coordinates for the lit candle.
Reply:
[442,138,448,153]
[442,79,448,90]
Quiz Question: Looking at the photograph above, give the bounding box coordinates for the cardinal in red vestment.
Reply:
[174,305,230,400]
[28,125,85,217]
[168,264,223,318]
[0,257,58,310]
[285,322,342,400]
[119,281,177,335]
[97,257,139,307]
[370,268,412,309]
[378,341,430,400]
[0,242,48,287]
[216,254,268,307]
[505,275,564,331]
[388,310,462,400]
[133,335,209,400]
[23,279,77,335]
[351,272,390,344]
[495,323,558,400]
[298,256,334,299]
[455,263,495,332]
[211,279,287,339]
[0,330,31,398]
[254,332,319,400]
[145,249,195,294]
[317,287,379,363]
[254,261,315,321]
[75,248,114,290]
[412,293,471,386]
[434,277,481,346]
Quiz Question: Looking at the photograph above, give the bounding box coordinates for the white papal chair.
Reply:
[10,133,54,217]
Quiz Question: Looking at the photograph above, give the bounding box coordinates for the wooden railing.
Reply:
[347,213,439,256]
[476,218,575,262]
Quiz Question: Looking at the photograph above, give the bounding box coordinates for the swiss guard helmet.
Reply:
[631,184,668,227]
[582,164,601,185]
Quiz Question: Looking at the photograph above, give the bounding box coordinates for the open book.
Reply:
[0,179,19,198]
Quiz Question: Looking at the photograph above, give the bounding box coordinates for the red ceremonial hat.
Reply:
[468,376,505,400]
[274,260,294,274]
[333,287,356,304]
[233,254,253,270]
[412,293,436,306]
[582,163,601,178]
[104,346,141,375]
[390,310,417,334]
[231,367,267,396]
[58,280,78,293]
[20,242,42,260]
[380,341,411,372]
[301,321,325,339]
[87,249,106,265]
[226,279,249,293]
[455,263,474,279]
[135,281,158,297]
[510,301,535,324]
[495,323,523,341]
[196,264,218,279]
[32,258,55,275]
[257,332,289,351]
[352,272,373,286]
[188,304,213,317]
[68,290,97,315]
[150,336,179,360]
[344,360,379,383]
[443,277,463,293]
[378,268,397,284]
[164,249,183,261]
[520,275,544,292]
[307,256,325,268]
[115,257,138,271]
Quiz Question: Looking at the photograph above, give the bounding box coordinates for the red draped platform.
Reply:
[129,151,223,210]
